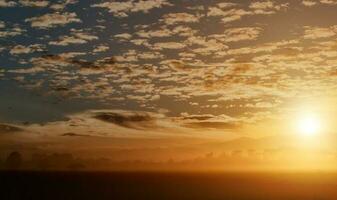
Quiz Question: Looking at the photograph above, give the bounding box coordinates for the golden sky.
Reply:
[1,0,337,170]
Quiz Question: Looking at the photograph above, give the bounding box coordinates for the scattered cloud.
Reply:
[302,0,337,6]
[0,25,25,38]
[93,45,109,53]
[0,0,16,7]
[249,1,289,14]
[0,124,23,134]
[2,0,337,143]
[0,21,5,28]
[303,26,337,39]
[25,12,81,29]
[207,1,288,24]
[49,29,98,46]
[10,44,44,55]
[177,113,241,130]
[93,111,159,130]
[302,0,317,6]
[91,0,172,17]
[161,13,200,25]
[19,0,49,7]
[153,42,186,50]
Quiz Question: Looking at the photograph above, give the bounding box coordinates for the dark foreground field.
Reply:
[1,171,337,200]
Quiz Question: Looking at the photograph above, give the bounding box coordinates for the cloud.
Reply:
[19,0,49,7]
[161,13,200,25]
[114,33,132,40]
[93,111,157,130]
[49,30,98,46]
[25,12,81,29]
[207,1,288,24]
[301,0,337,6]
[8,53,116,77]
[249,1,289,14]
[320,0,337,5]
[153,42,186,50]
[217,2,237,9]
[41,54,115,71]
[184,121,241,129]
[91,0,172,18]
[50,0,78,10]
[61,132,91,137]
[115,50,163,62]
[0,21,5,28]
[0,124,23,134]
[0,26,25,38]
[10,44,45,55]
[3,0,337,138]
[93,45,109,53]
[135,25,196,40]
[0,0,16,7]
[302,0,317,6]
[207,8,251,23]
[10,45,34,54]
[211,27,262,43]
[303,26,337,39]
[162,60,203,72]
[176,113,241,130]
[18,109,189,138]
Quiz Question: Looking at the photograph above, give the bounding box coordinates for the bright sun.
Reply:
[297,114,321,136]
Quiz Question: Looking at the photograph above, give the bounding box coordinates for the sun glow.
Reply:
[297,114,321,137]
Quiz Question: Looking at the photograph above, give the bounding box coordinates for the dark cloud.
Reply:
[93,112,157,130]
[178,114,241,130]
[182,115,214,121]
[61,132,91,137]
[184,122,241,130]
[40,54,116,70]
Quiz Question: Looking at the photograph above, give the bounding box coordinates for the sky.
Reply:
[1,0,337,170]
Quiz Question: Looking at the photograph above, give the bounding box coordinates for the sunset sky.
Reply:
[1,0,337,170]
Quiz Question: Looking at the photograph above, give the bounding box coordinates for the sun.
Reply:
[297,114,321,136]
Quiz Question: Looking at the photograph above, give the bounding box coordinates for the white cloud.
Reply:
[93,45,110,53]
[0,27,25,38]
[50,0,78,10]
[153,42,186,50]
[303,26,337,39]
[9,44,44,55]
[320,0,337,5]
[10,45,32,54]
[301,0,337,6]
[208,1,288,24]
[114,33,132,40]
[211,27,262,43]
[49,30,98,46]
[161,13,200,25]
[249,1,289,14]
[302,0,317,6]
[0,21,5,28]
[91,0,172,18]
[25,12,81,29]
[19,0,49,7]
[0,0,16,7]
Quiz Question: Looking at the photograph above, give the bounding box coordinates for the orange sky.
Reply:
[1,0,337,170]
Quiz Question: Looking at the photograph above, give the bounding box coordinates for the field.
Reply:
[1,171,337,200]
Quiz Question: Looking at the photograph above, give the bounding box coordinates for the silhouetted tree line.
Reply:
[4,151,23,170]
[0,151,85,171]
